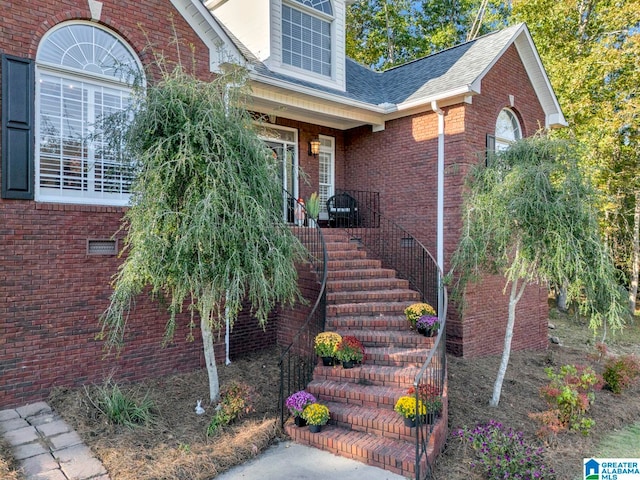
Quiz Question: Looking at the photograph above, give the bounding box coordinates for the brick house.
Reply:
[0,0,565,409]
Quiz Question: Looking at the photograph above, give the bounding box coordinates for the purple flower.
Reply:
[285,390,316,417]
[416,315,439,330]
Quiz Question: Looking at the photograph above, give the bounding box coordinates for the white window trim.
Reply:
[269,0,343,91]
[258,124,300,222]
[495,108,522,151]
[35,21,143,206]
[317,134,335,221]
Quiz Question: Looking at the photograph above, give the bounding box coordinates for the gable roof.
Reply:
[178,2,566,130]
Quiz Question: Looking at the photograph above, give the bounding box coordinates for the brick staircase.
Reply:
[284,229,447,478]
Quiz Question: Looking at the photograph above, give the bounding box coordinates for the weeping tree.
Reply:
[450,136,627,407]
[98,66,305,403]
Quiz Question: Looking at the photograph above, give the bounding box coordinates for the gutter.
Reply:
[431,100,445,315]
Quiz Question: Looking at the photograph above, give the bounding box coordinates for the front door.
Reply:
[261,126,298,223]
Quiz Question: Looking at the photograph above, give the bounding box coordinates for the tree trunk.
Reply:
[629,189,640,314]
[490,277,528,407]
[557,284,568,312]
[201,316,220,403]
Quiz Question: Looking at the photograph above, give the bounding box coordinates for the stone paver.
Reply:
[13,441,49,461]
[16,402,52,419]
[0,409,20,421]
[4,425,40,446]
[21,453,59,477]
[49,430,83,451]
[56,445,108,479]
[1,402,111,480]
[36,420,70,437]
[0,417,30,433]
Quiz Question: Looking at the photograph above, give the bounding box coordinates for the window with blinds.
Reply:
[35,22,141,205]
[282,1,332,77]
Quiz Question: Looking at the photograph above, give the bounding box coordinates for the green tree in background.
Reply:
[450,137,626,406]
[346,0,510,69]
[99,66,304,403]
[511,0,640,311]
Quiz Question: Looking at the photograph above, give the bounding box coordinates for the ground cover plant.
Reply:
[3,309,639,479]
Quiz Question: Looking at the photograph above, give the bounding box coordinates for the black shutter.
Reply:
[486,133,496,167]
[2,54,35,199]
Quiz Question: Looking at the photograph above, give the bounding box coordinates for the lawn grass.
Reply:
[596,422,640,457]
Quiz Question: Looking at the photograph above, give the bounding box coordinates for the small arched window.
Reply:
[36,22,142,205]
[495,108,522,151]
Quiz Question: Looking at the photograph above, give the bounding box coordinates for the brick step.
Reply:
[318,231,353,241]
[327,301,412,317]
[326,401,418,444]
[306,379,404,408]
[313,363,421,389]
[325,249,368,260]
[333,329,435,349]
[327,277,410,292]
[284,422,426,478]
[324,242,360,252]
[327,288,419,305]
[325,315,408,331]
[327,259,383,270]
[364,346,429,367]
[327,268,397,280]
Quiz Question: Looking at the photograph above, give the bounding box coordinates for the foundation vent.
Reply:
[87,239,118,256]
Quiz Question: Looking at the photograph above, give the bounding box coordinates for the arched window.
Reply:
[36,22,142,205]
[282,0,333,77]
[495,108,522,151]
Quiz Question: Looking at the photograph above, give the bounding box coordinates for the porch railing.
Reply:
[341,194,447,480]
[278,194,328,427]
[334,188,380,228]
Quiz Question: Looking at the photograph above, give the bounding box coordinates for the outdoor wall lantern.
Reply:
[308,139,321,156]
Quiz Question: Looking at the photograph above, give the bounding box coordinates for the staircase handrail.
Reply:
[278,193,329,427]
[341,197,447,480]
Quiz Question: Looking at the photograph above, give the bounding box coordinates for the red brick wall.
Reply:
[0,0,271,409]
[344,45,549,358]
[272,117,346,204]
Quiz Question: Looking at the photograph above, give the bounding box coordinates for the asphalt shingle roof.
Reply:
[240,23,524,107]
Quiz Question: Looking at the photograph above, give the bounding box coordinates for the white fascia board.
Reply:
[172,0,245,71]
[249,72,388,114]
[203,0,229,10]
[250,82,385,125]
[250,72,481,129]
[513,29,567,127]
[393,85,478,113]
[472,24,567,128]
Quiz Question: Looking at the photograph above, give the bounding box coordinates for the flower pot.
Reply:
[403,417,416,428]
[417,326,429,336]
[321,356,335,367]
[294,416,307,427]
[342,360,355,369]
[309,424,322,433]
[428,329,438,338]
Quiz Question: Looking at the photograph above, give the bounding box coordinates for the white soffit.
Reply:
[171,0,243,70]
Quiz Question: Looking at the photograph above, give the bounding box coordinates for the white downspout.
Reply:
[431,101,445,316]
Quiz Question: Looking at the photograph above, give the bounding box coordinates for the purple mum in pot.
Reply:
[285,390,317,417]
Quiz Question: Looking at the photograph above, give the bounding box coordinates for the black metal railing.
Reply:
[278,194,328,427]
[341,196,447,480]
[334,189,380,228]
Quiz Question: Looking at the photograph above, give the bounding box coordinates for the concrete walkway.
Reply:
[1,402,405,480]
[0,402,109,480]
